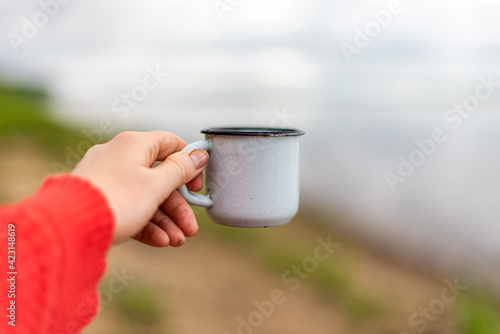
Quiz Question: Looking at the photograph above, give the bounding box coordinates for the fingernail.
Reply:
[190,149,209,169]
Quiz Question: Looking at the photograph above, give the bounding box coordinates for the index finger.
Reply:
[147,131,188,163]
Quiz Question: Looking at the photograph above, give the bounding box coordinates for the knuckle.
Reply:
[171,200,189,218]
[156,215,171,228]
[150,130,170,137]
[85,143,103,156]
[114,130,138,141]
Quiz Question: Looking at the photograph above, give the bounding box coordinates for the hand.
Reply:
[72,131,209,247]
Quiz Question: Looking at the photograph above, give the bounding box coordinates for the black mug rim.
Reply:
[201,127,305,137]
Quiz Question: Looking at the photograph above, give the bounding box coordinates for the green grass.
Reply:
[0,82,96,158]
[113,283,164,323]
[458,292,500,334]
[107,281,167,334]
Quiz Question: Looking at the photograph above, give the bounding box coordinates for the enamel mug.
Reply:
[178,127,305,228]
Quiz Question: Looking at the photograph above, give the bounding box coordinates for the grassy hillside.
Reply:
[1,82,499,334]
[0,82,90,159]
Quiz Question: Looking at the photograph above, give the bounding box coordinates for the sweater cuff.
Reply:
[29,174,115,331]
[32,174,115,236]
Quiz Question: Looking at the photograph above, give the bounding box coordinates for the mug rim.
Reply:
[201,127,305,137]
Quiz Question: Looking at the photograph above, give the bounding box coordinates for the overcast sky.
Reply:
[1,0,500,66]
[1,0,500,112]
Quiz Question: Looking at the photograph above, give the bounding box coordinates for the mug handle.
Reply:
[177,140,213,208]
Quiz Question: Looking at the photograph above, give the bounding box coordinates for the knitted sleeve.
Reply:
[0,174,115,334]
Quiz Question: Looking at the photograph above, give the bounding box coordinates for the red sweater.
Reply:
[0,175,114,334]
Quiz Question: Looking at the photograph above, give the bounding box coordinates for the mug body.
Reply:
[202,128,303,227]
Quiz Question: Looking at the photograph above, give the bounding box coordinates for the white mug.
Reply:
[178,127,305,228]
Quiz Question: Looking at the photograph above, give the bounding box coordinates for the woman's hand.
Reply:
[72,131,209,247]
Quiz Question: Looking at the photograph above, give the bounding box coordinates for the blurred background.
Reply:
[1,0,500,333]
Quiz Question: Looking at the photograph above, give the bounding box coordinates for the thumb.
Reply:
[155,148,209,194]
